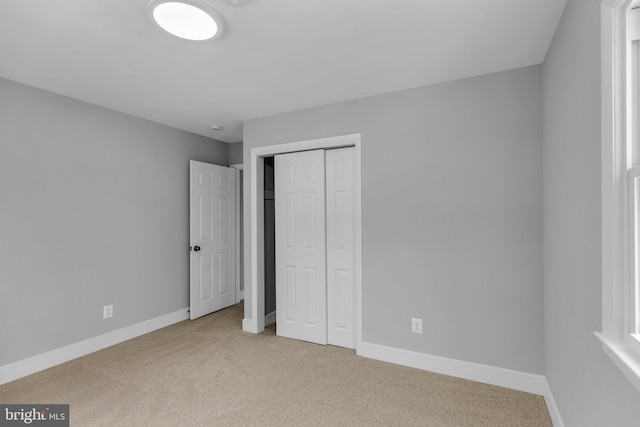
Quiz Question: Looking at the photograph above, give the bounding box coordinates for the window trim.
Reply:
[597,0,640,394]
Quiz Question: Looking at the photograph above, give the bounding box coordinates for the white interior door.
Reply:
[189,161,236,320]
[275,150,327,344]
[326,147,356,349]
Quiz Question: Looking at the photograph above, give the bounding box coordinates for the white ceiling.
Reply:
[0,0,567,143]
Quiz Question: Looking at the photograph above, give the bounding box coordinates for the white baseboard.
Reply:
[360,342,546,395]
[359,342,564,426]
[242,318,257,333]
[0,308,189,386]
[265,311,276,327]
[541,379,565,427]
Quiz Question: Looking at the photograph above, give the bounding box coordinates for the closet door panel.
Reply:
[275,150,327,345]
[326,147,356,349]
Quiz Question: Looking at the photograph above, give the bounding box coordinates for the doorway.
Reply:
[243,133,363,354]
[230,163,245,304]
[264,157,276,326]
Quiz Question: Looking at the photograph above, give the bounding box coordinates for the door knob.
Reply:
[193,245,201,252]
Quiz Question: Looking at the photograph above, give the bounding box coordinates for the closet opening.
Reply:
[244,134,363,353]
[263,157,276,327]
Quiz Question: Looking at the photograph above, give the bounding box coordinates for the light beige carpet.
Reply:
[0,303,552,426]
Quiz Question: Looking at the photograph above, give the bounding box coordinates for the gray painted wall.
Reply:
[0,77,228,366]
[228,142,243,165]
[243,66,544,375]
[543,0,640,425]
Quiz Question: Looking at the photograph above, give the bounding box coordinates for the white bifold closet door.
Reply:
[275,150,328,344]
[325,147,356,349]
[275,147,355,349]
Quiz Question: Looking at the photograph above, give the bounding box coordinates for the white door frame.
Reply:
[242,133,363,354]
[230,163,244,303]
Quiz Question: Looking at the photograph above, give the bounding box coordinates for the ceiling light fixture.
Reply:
[148,0,224,42]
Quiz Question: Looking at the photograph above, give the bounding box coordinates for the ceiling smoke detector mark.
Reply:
[224,0,253,6]
[210,124,223,131]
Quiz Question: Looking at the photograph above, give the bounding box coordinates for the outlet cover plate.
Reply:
[411,317,423,334]
[103,304,113,319]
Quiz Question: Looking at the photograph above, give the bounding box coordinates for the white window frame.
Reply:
[598,0,640,393]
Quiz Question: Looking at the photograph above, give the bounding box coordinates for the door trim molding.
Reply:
[230,163,244,303]
[244,133,363,354]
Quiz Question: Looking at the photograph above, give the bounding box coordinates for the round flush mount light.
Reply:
[148,0,224,42]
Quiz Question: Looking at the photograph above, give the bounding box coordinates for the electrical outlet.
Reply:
[411,317,423,334]
[103,304,113,319]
